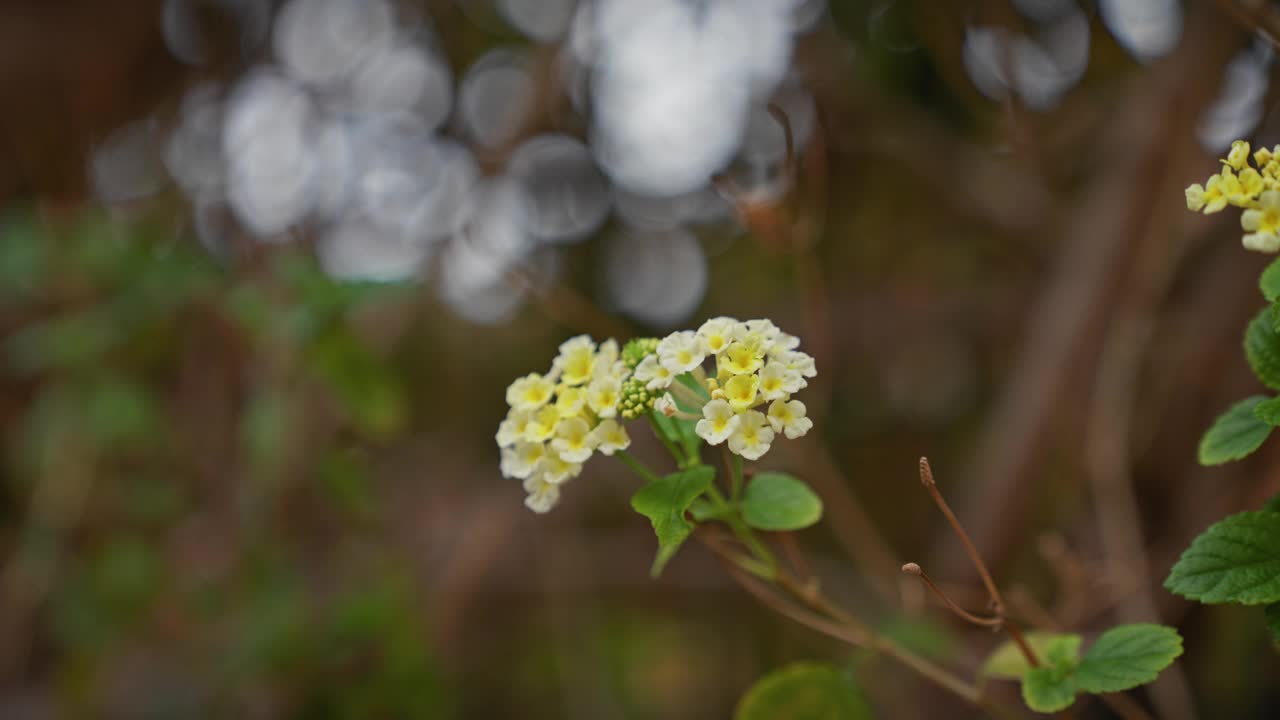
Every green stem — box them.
[707,486,777,578]
[615,450,659,484]
[646,413,689,467]
[729,452,744,502]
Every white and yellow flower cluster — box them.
[639,317,816,461]
[1186,140,1280,252]
[497,336,632,513]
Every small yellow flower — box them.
[1256,146,1274,167]
[1226,140,1251,170]
[1197,173,1230,214]
[719,342,764,376]
[1236,167,1265,204]
[723,373,760,412]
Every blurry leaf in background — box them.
[982,632,1081,681]
[735,662,872,720]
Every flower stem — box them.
[646,413,689,467]
[614,450,659,484]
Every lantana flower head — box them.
[1186,138,1280,252]
[498,319,817,512]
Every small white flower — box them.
[695,399,741,445]
[728,410,775,460]
[591,419,631,455]
[555,385,587,418]
[634,354,674,390]
[767,398,813,439]
[522,405,560,443]
[654,393,678,417]
[587,377,622,418]
[550,417,596,463]
[657,330,706,374]
[523,475,561,513]
[696,316,740,355]
[495,409,530,448]
[500,441,546,479]
[757,362,791,401]
[505,373,556,411]
[781,350,817,379]
[535,452,583,485]
[555,335,597,386]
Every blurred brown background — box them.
[2,0,1279,717]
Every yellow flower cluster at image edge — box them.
[496,319,817,514]
[1186,140,1280,252]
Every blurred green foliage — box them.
[0,210,450,717]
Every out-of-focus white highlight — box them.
[588,0,795,196]
[222,70,317,237]
[604,227,707,327]
[459,49,535,149]
[498,0,577,43]
[1198,47,1272,152]
[274,0,395,87]
[508,134,611,244]
[1098,0,1181,62]
[962,8,1089,111]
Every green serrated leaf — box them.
[1257,397,1280,426]
[1165,512,1280,604]
[1075,624,1183,694]
[630,465,715,577]
[1247,308,1280,389]
[1021,666,1077,714]
[982,632,1081,680]
[742,473,823,531]
[735,663,872,720]
[1198,396,1272,465]
[1262,258,1280,302]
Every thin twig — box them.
[919,457,1007,613]
[901,563,1005,628]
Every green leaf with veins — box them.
[630,465,715,577]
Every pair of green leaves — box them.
[630,467,823,577]
[1199,258,1280,464]
[982,625,1184,714]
